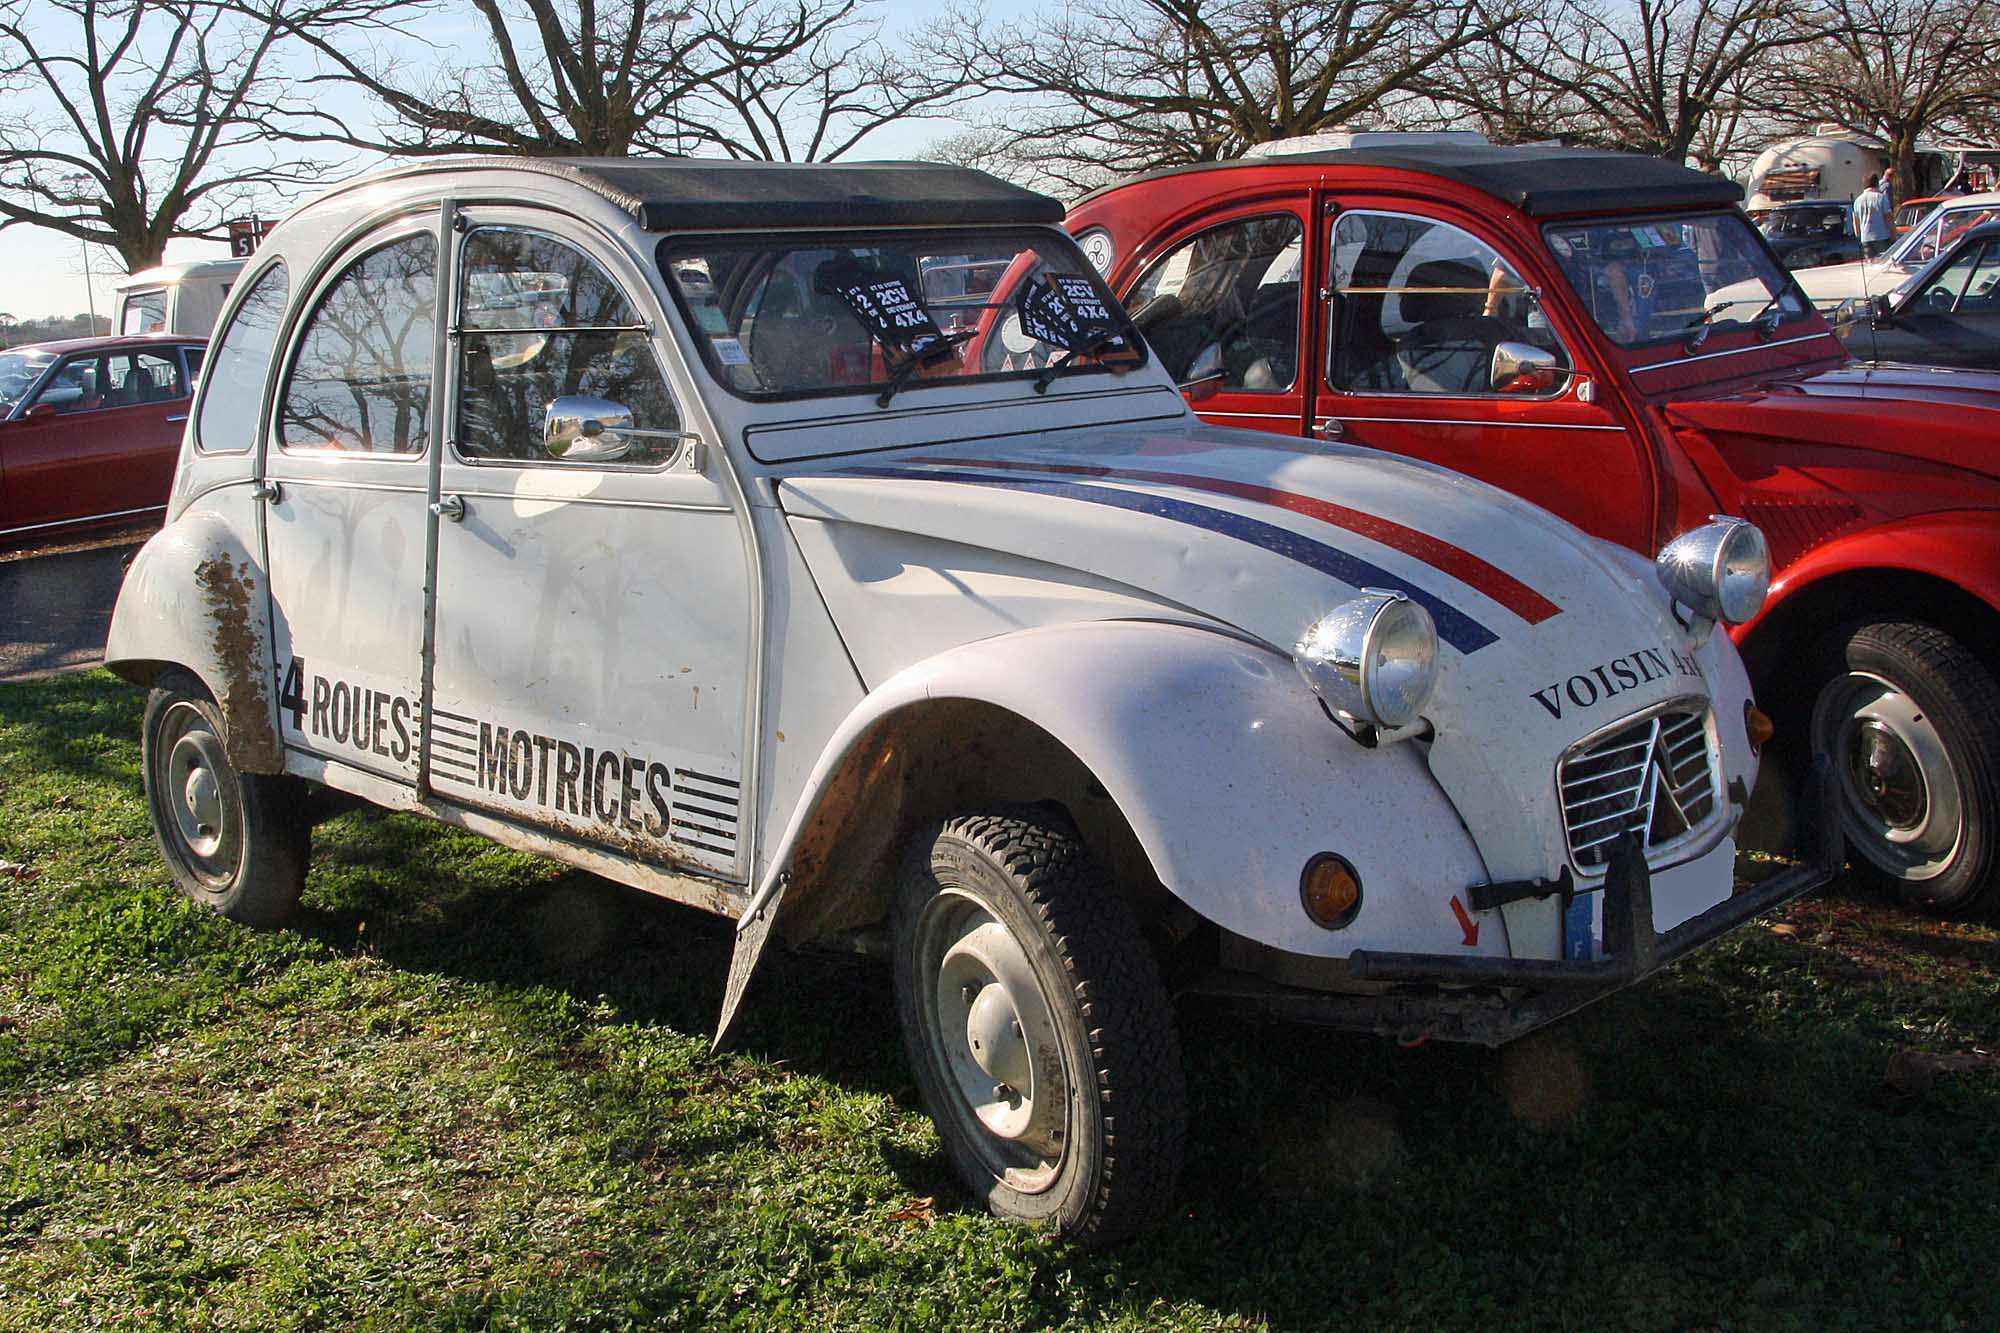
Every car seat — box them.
[1393,260,1530,395]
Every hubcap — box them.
[153,702,244,890]
[1813,671,1963,881]
[915,889,1071,1193]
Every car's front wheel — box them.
[893,810,1184,1246]
[1809,620,2000,915]
[142,675,309,927]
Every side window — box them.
[280,233,435,454]
[100,351,184,407]
[182,346,205,385]
[1329,211,1570,397]
[1124,214,1302,391]
[28,355,105,415]
[196,262,287,453]
[456,229,681,465]
[1916,242,2000,313]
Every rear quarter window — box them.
[194,261,290,454]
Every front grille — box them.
[1559,705,1719,872]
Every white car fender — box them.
[105,492,284,773]
[757,618,1499,962]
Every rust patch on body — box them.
[195,555,283,772]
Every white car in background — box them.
[106,156,1832,1245]
[1790,191,2000,309]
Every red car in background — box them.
[1068,141,2000,915]
[0,334,204,544]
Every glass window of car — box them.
[1913,240,2000,313]
[279,233,435,454]
[1328,211,1570,395]
[1898,206,2000,264]
[197,262,288,453]
[661,229,1141,401]
[455,229,683,465]
[1123,215,1303,392]
[183,346,205,381]
[96,351,186,407]
[121,290,168,335]
[1544,213,1808,348]
[25,355,106,415]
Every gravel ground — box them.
[0,528,151,681]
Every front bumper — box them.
[1184,760,1842,1047]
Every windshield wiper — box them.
[1684,292,1786,352]
[1033,332,1133,394]
[875,330,975,408]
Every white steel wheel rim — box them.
[1813,670,1965,881]
[914,887,1071,1194]
[156,701,245,891]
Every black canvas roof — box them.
[1079,143,1744,217]
[426,157,1066,230]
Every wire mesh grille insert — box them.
[1560,707,1718,871]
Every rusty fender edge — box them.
[1179,759,1841,1047]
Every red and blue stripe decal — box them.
[834,459,1562,655]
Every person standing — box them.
[1852,174,1893,259]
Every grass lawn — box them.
[2,670,1996,1330]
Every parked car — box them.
[1790,190,2000,310]
[1831,220,2000,368]
[1893,195,1954,236]
[1069,139,2000,915]
[0,333,205,544]
[1758,201,1861,269]
[106,157,1829,1243]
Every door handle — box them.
[165,414,188,423]
[430,493,466,523]
[251,478,282,503]
[1313,416,1345,440]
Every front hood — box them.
[1667,362,2000,479]
[1790,256,1906,302]
[779,424,1748,880]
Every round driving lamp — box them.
[1293,591,1440,729]
[1655,516,1770,626]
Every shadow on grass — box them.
[289,809,2000,1328]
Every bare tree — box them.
[269,0,969,161]
[913,0,1512,195]
[0,0,328,273]
[1449,0,1825,165]
[1779,0,2000,198]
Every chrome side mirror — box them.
[543,395,703,467]
[1489,341,1568,394]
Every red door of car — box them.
[1308,198,1657,551]
[0,348,187,537]
[1119,198,1314,439]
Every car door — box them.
[261,218,440,782]
[0,347,186,536]
[1119,202,1312,437]
[1312,203,1656,550]
[427,214,753,881]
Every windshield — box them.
[660,229,1142,403]
[1762,206,1846,239]
[1544,213,1810,348]
[0,350,54,414]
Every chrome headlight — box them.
[1656,516,1770,625]
[1294,591,1439,729]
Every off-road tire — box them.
[141,673,309,927]
[1807,620,2000,915]
[893,809,1185,1247]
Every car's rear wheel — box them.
[142,675,309,927]
[1808,620,2000,915]
[893,810,1184,1246]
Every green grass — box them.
[2,671,1997,1330]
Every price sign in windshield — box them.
[821,263,955,364]
[1017,274,1130,355]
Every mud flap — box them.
[712,873,789,1053]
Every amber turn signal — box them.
[1745,700,1775,753]
[1300,853,1363,930]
